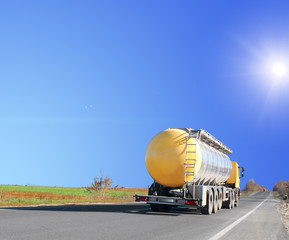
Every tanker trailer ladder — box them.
[183,131,198,198]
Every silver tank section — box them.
[194,139,232,184]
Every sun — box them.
[271,62,287,78]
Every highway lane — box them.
[0,191,287,240]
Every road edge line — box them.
[208,198,268,240]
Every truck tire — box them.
[201,189,213,215]
[224,190,232,209]
[213,190,218,213]
[218,190,223,210]
[231,191,235,209]
[235,190,239,207]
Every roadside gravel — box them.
[277,200,289,235]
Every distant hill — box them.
[273,180,289,196]
[243,179,268,192]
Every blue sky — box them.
[1,1,289,190]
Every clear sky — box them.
[1,1,289,190]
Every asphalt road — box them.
[0,191,288,240]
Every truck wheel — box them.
[231,192,235,209]
[213,190,218,213]
[218,191,223,210]
[235,191,239,207]
[201,189,213,215]
[224,191,232,209]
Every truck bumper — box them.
[135,195,199,207]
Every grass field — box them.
[1,186,264,207]
[0,185,147,206]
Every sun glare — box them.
[271,62,287,78]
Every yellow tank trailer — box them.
[135,128,245,215]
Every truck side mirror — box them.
[239,167,245,178]
[241,167,244,178]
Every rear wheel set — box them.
[218,190,223,210]
[201,189,214,215]
[212,190,219,213]
[201,189,222,215]
[223,190,239,209]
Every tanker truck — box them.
[135,128,244,215]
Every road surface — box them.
[0,191,288,240]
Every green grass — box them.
[0,185,91,196]
[0,198,102,205]
[0,185,145,196]
[0,185,147,206]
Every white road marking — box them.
[208,198,268,240]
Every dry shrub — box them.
[273,180,289,196]
[243,179,268,192]
[87,176,112,192]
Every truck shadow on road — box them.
[0,204,205,217]
[0,192,275,217]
